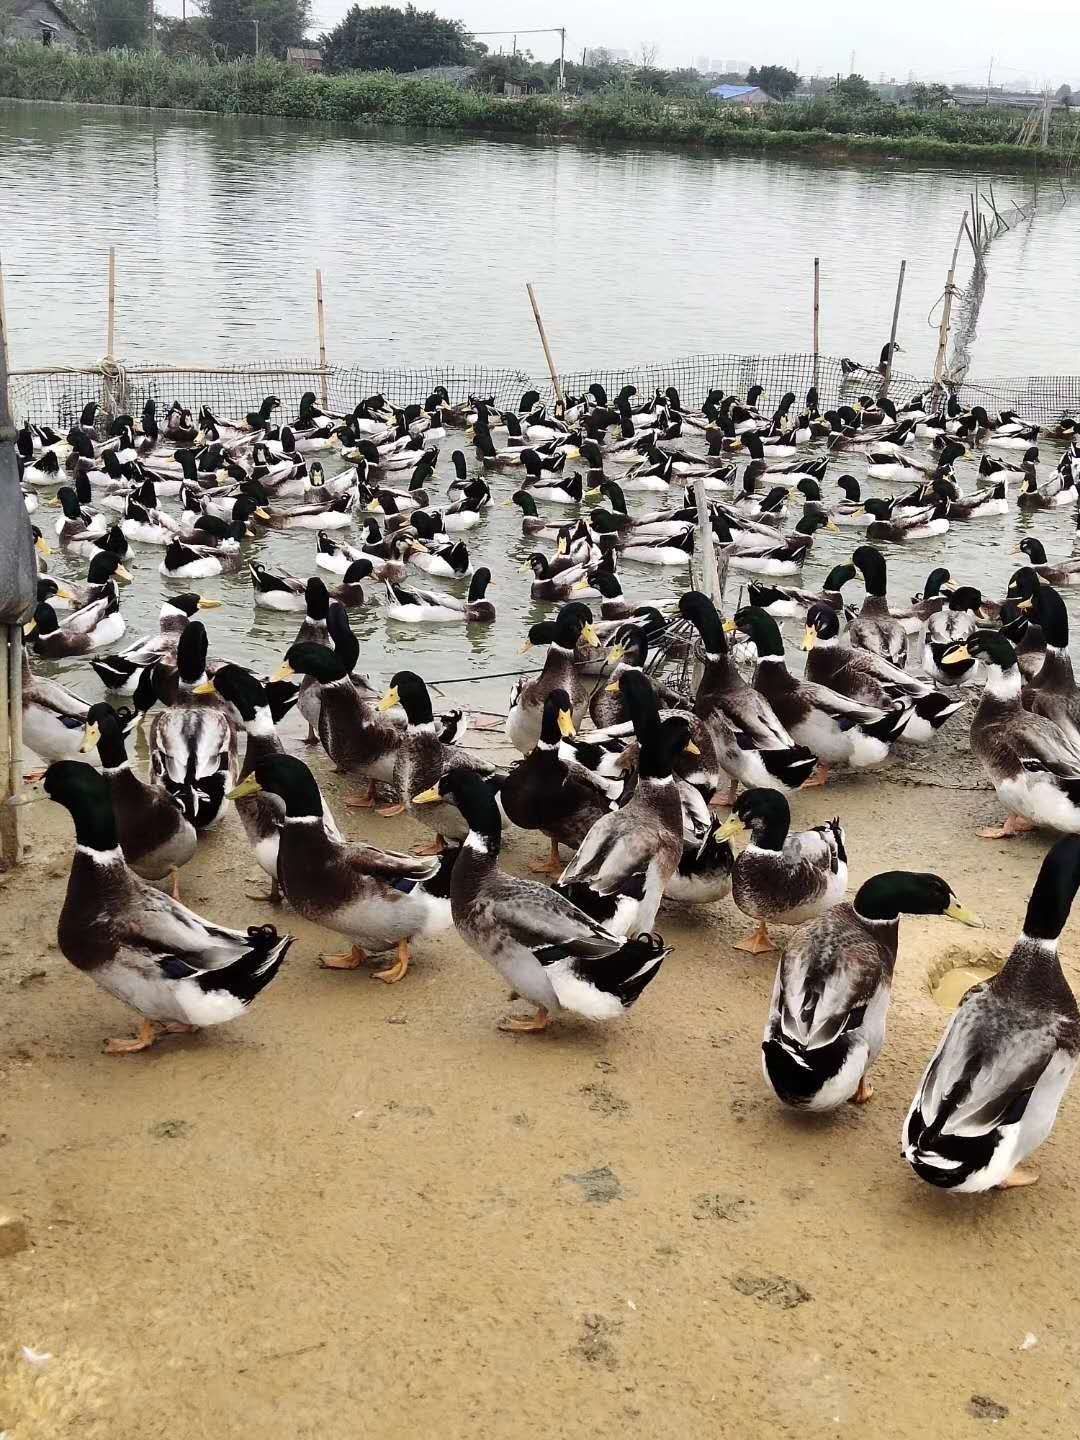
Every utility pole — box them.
[253,16,259,54]
[1041,90,1050,148]
[558,27,565,91]
[985,56,993,104]
[849,49,855,76]
[147,0,154,49]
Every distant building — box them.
[3,0,83,48]
[408,64,477,88]
[952,89,1066,111]
[285,47,323,72]
[707,83,772,106]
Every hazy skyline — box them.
[289,0,1075,88]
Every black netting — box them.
[8,354,1079,429]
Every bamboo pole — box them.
[691,473,719,690]
[315,268,328,410]
[106,246,116,357]
[0,259,21,866]
[932,215,968,395]
[525,282,565,412]
[812,257,820,391]
[0,257,7,421]
[880,259,906,398]
[0,633,13,868]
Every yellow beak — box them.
[35,536,52,557]
[801,626,817,651]
[198,596,222,609]
[500,498,514,508]
[583,488,602,501]
[721,619,736,634]
[944,644,972,664]
[270,661,295,683]
[581,624,600,647]
[368,501,383,513]
[227,774,262,800]
[1017,596,1034,612]
[944,899,982,928]
[191,680,217,695]
[825,520,840,533]
[55,586,75,601]
[412,786,441,805]
[377,687,399,712]
[112,564,133,582]
[605,680,620,693]
[519,640,532,654]
[557,709,576,737]
[685,739,701,755]
[80,721,101,753]
[23,618,36,636]
[255,507,272,521]
[715,814,746,841]
[571,581,590,592]
[607,644,625,664]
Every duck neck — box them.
[747,813,789,852]
[1032,645,1074,694]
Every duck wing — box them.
[558,811,654,895]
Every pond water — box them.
[3,101,1079,708]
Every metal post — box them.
[693,475,719,603]
[525,282,565,411]
[253,17,259,54]
[315,268,328,410]
[0,633,13,867]
[0,256,24,867]
[812,256,820,391]
[106,246,116,358]
[558,27,565,92]
[880,259,906,397]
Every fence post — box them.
[880,259,906,398]
[812,257,820,393]
[106,246,116,359]
[315,268,328,411]
[525,283,566,413]
[932,216,967,403]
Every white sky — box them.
[155,0,1080,88]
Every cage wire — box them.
[7,353,1080,430]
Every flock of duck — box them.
[11,378,1080,1194]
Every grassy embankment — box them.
[1,44,1078,168]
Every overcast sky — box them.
[154,0,1078,88]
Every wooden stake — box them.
[691,474,719,690]
[106,246,116,357]
[0,262,22,866]
[880,259,906,397]
[315,268,327,410]
[812,257,820,391]
[0,631,15,868]
[932,215,968,395]
[0,257,8,421]
[526,283,565,412]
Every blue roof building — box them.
[707,84,772,105]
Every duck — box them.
[383,568,495,624]
[53,485,108,552]
[500,689,625,876]
[922,587,987,686]
[259,492,355,531]
[248,562,308,612]
[413,767,669,1033]
[945,629,1080,838]
[1024,586,1080,748]
[272,642,402,809]
[765,870,980,1109]
[376,671,502,853]
[506,605,601,753]
[90,593,219,693]
[677,591,817,799]
[1014,538,1080,587]
[508,489,567,538]
[716,789,848,954]
[848,544,910,664]
[555,672,689,937]
[525,553,597,602]
[148,621,238,831]
[722,512,835,577]
[619,525,695,567]
[20,651,91,773]
[314,530,366,575]
[80,701,197,899]
[588,625,686,730]
[803,604,964,742]
[663,807,735,905]
[202,665,341,901]
[57,551,133,611]
[903,835,1080,1192]
[159,538,242,580]
[409,539,471,579]
[863,496,951,543]
[120,492,180,547]
[228,755,454,985]
[732,606,911,786]
[11,761,291,1053]
[746,563,858,621]
[937,474,1009,520]
[26,585,126,659]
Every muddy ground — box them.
[2,734,1078,1438]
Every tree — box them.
[155,13,214,57]
[834,72,875,104]
[908,81,951,109]
[197,0,312,58]
[1056,83,1072,106]
[321,4,476,74]
[746,64,799,99]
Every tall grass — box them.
[1,44,1076,167]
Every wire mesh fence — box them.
[7,353,1080,429]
